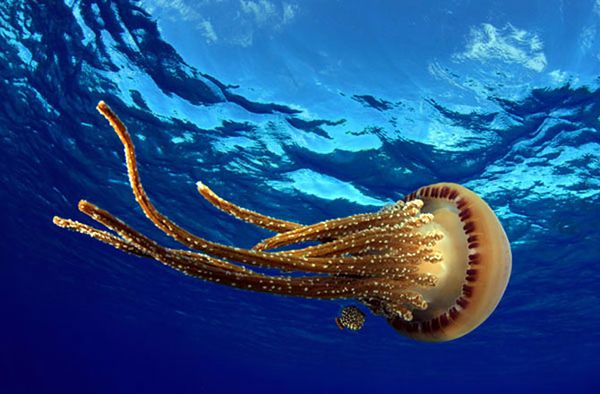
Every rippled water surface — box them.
[1,1,599,393]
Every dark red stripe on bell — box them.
[469,242,480,249]
[463,221,475,233]
[462,284,474,298]
[468,255,481,265]
[459,208,472,221]
[439,313,450,327]
[440,186,450,198]
[448,190,458,200]
[466,268,478,280]
[431,317,441,331]
[468,253,480,261]
[456,297,469,308]
[467,235,479,243]
[457,199,468,209]
[449,307,459,320]
[431,188,439,198]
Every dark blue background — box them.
[1,1,599,393]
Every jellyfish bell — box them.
[387,183,512,342]
[53,101,512,343]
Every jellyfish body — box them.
[390,183,512,341]
[53,102,511,342]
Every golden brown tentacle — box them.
[54,213,365,296]
[74,200,251,274]
[47,101,450,321]
[253,213,388,251]
[95,101,436,277]
[70,200,434,308]
[54,207,425,315]
[282,221,442,258]
[252,201,425,251]
[196,181,301,233]
[79,186,420,278]
[74,195,429,287]
[53,216,151,258]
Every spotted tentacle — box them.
[196,181,302,233]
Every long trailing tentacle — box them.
[195,181,429,262]
[95,101,439,279]
[53,203,428,317]
[53,216,151,258]
[54,213,358,296]
[76,199,435,295]
[282,224,444,258]
[76,199,433,285]
[74,200,253,273]
[196,181,302,233]
[48,101,452,322]
[252,200,424,251]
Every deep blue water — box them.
[1,1,599,393]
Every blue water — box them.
[1,0,599,393]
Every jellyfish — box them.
[53,101,511,342]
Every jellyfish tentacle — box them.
[96,101,331,273]
[388,303,414,321]
[75,200,252,274]
[53,101,514,337]
[282,221,442,258]
[79,196,421,277]
[75,198,433,286]
[196,181,301,233]
[393,291,428,310]
[55,207,249,274]
[281,231,392,257]
[86,102,446,321]
[54,209,423,317]
[54,213,358,295]
[253,201,425,251]
[78,195,431,286]
[53,216,151,258]
[253,213,392,251]
[75,194,439,291]
[96,102,440,277]
[77,194,414,277]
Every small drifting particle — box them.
[335,306,366,331]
